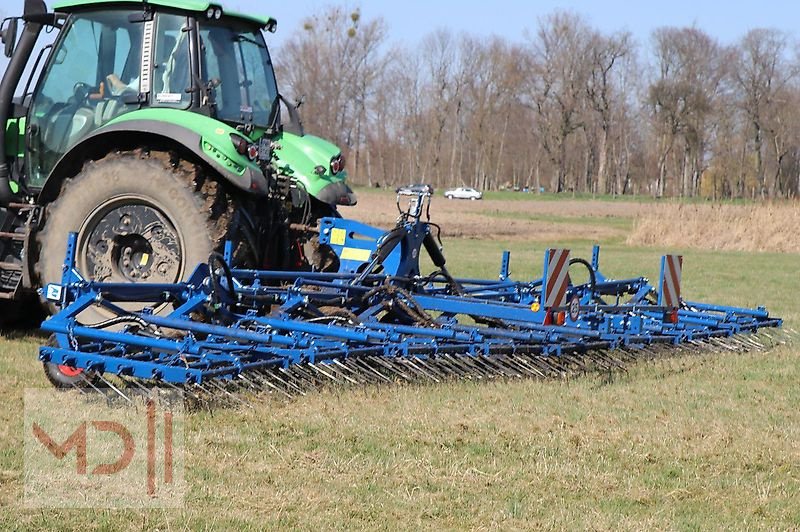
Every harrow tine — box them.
[741,335,766,350]
[401,357,440,383]
[507,355,546,378]
[323,361,362,386]
[480,354,522,379]
[84,375,120,405]
[349,357,394,384]
[440,354,480,379]
[164,380,203,404]
[207,380,251,408]
[445,354,489,380]
[497,354,535,378]
[295,364,331,389]
[308,363,343,385]
[250,370,295,399]
[96,374,133,405]
[424,355,462,379]
[68,374,91,396]
[712,337,741,352]
[370,356,414,382]
[275,368,310,395]
[414,356,450,381]
[193,381,219,400]
[234,372,262,392]
[331,359,367,385]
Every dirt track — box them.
[344,188,645,242]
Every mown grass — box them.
[0,206,798,529]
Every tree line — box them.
[276,7,800,199]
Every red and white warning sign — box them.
[660,255,683,308]
[544,248,570,309]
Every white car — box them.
[444,187,482,200]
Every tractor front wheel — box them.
[37,150,238,320]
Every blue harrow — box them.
[38,194,785,401]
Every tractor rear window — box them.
[198,21,279,128]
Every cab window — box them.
[27,10,141,186]
[151,14,191,108]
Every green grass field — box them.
[375,186,788,205]
[0,204,798,530]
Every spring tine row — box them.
[40,229,787,408]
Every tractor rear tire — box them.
[36,150,238,321]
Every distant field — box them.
[1,192,798,529]
[352,187,800,253]
[629,202,800,254]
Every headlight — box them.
[330,154,345,175]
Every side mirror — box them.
[1,18,18,58]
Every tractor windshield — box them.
[198,20,279,129]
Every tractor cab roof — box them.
[51,0,276,30]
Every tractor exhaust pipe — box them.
[0,0,48,206]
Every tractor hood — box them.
[273,131,356,207]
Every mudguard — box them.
[41,111,269,202]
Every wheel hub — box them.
[81,202,182,283]
[57,364,84,377]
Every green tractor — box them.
[0,0,356,383]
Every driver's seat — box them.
[42,105,96,154]
[94,98,125,127]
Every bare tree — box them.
[274,5,800,200]
[734,29,800,197]
[526,12,593,193]
[277,7,390,181]
[586,30,633,195]
[648,27,731,197]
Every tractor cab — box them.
[20,1,282,188]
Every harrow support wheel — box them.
[42,362,98,389]
[41,336,99,390]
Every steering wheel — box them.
[72,82,91,104]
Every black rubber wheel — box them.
[42,362,97,389]
[37,150,238,320]
[41,335,99,390]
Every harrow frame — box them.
[38,194,784,396]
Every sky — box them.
[1,0,799,52]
